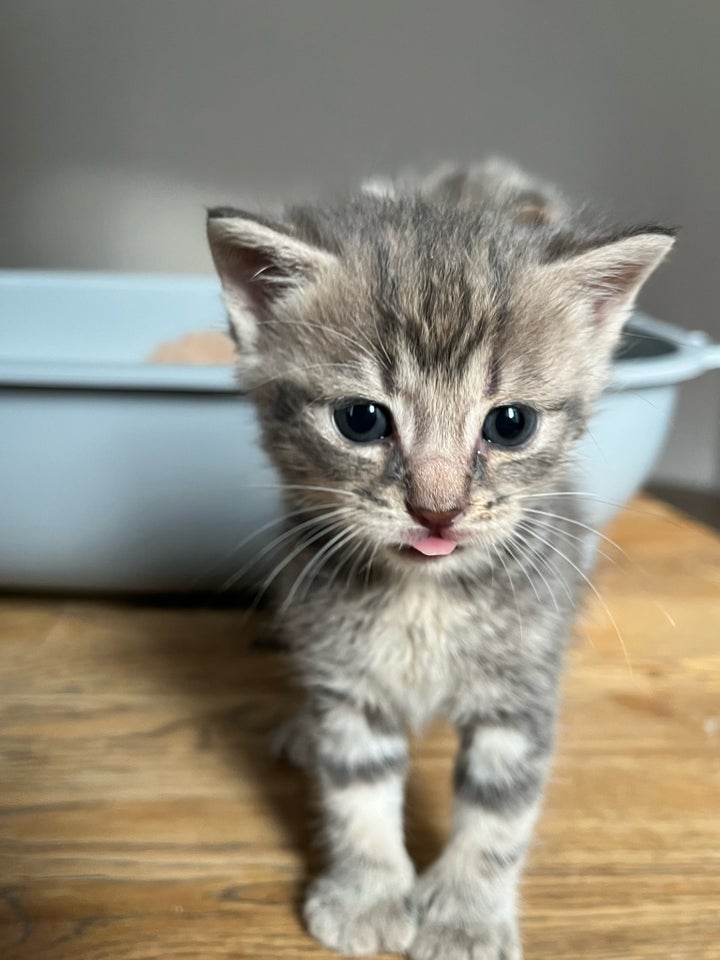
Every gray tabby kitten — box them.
[206,160,673,960]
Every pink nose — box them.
[406,503,464,529]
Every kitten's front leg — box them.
[411,711,554,960]
[303,695,417,957]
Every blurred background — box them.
[2,0,719,503]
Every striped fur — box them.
[207,159,674,959]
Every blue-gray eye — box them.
[333,402,392,443]
[483,405,537,447]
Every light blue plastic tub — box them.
[1,271,718,593]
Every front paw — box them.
[410,923,520,960]
[304,870,418,957]
[410,869,521,960]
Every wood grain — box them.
[0,497,718,959]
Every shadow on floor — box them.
[123,598,446,918]
[647,483,720,530]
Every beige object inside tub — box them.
[148,330,235,365]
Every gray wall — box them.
[3,0,719,489]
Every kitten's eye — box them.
[333,401,392,443]
[482,405,537,447]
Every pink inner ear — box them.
[586,262,645,326]
[223,244,295,311]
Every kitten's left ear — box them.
[543,228,676,346]
[206,208,338,369]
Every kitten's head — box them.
[207,167,673,576]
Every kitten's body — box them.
[207,161,673,959]
[283,504,578,731]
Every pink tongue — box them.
[412,536,457,557]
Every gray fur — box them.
[206,159,674,959]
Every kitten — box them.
[206,160,673,960]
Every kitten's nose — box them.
[406,503,464,530]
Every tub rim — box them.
[0,270,717,394]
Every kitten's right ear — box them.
[206,208,338,359]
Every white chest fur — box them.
[358,579,471,729]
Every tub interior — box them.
[614,325,677,362]
[0,273,226,366]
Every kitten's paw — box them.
[270,713,314,770]
[304,873,418,957]
[410,868,521,960]
[409,922,520,960]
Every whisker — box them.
[503,536,541,603]
[344,312,391,377]
[262,318,379,368]
[369,311,394,372]
[197,500,358,585]
[248,514,355,611]
[654,601,676,628]
[241,482,359,501]
[246,360,365,391]
[517,521,632,672]
[364,542,381,588]
[343,536,374,593]
[514,490,625,508]
[284,526,361,611]
[514,491,683,526]
[509,529,561,613]
[484,542,495,589]
[220,507,353,593]
[520,507,629,561]
[494,543,523,645]
[521,511,678,633]
[306,527,366,602]
[520,513,618,568]
[514,522,578,611]
[515,519,590,644]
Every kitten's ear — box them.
[206,208,338,355]
[544,229,676,346]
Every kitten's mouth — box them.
[394,535,459,560]
[411,535,458,557]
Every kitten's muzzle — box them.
[396,504,464,558]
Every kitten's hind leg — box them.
[410,709,554,960]
[302,695,417,956]
[271,708,316,771]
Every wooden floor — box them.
[1,498,719,960]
